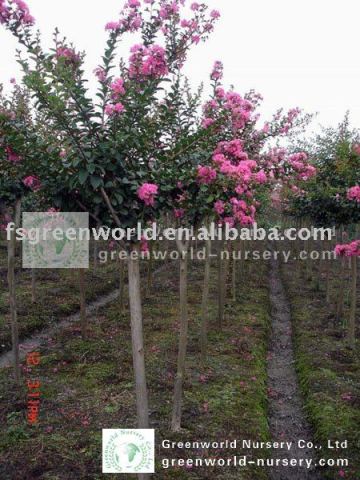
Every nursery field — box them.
[0,237,359,480]
[1,0,360,478]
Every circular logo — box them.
[103,430,153,473]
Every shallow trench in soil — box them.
[267,257,320,480]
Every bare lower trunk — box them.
[200,239,211,365]
[232,244,236,302]
[347,256,357,348]
[171,240,189,432]
[145,243,153,298]
[79,269,87,339]
[325,255,331,303]
[118,257,125,316]
[8,199,21,384]
[128,247,149,429]
[31,268,36,303]
[217,239,225,329]
[335,257,345,324]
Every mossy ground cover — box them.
[282,257,360,480]
[0,257,271,480]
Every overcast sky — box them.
[1,0,359,134]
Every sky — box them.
[0,0,359,135]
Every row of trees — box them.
[1,2,317,470]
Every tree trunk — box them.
[31,268,36,303]
[217,239,225,329]
[347,256,357,348]
[171,240,189,432]
[128,246,149,429]
[79,269,87,339]
[8,198,21,384]
[335,256,345,325]
[118,257,125,316]
[145,242,153,298]
[200,239,211,365]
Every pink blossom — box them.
[202,117,215,128]
[94,67,107,82]
[211,60,223,81]
[56,47,80,65]
[23,175,41,192]
[137,183,158,206]
[110,78,126,96]
[59,149,67,158]
[210,9,220,19]
[129,44,168,79]
[174,208,185,218]
[191,2,200,11]
[197,165,217,184]
[347,185,360,202]
[335,241,360,257]
[214,200,225,215]
[5,146,21,163]
[105,103,125,116]
[338,470,345,478]
[255,170,267,184]
[353,144,360,156]
[128,0,141,7]
[105,21,120,31]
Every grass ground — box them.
[0,242,120,352]
[282,254,360,480]
[0,256,271,480]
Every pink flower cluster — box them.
[211,60,223,81]
[94,67,107,83]
[347,186,360,202]
[287,152,316,181]
[0,0,34,27]
[23,175,41,192]
[353,144,360,156]
[105,103,125,116]
[56,47,80,66]
[129,44,168,79]
[335,241,360,257]
[5,146,21,163]
[110,78,126,97]
[137,183,158,206]
[197,165,217,184]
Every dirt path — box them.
[267,257,320,480]
[0,288,120,369]
[0,261,171,370]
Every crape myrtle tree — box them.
[0,82,49,383]
[161,60,314,430]
[285,117,360,332]
[1,0,224,440]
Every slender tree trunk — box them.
[347,256,357,348]
[128,246,149,429]
[145,242,153,298]
[200,239,211,365]
[79,268,87,339]
[171,240,189,432]
[217,239,225,329]
[118,257,125,316]
[232,243,236,302]
[31,268,36,303]
[8,199,21,384]
[336,256,346,325]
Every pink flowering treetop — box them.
[286,115,360,226]
[0,82,55,227]
[1,0,224,233]
[165,61,313,229]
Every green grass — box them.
[0,257,271,479]
[282,259,360,480]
